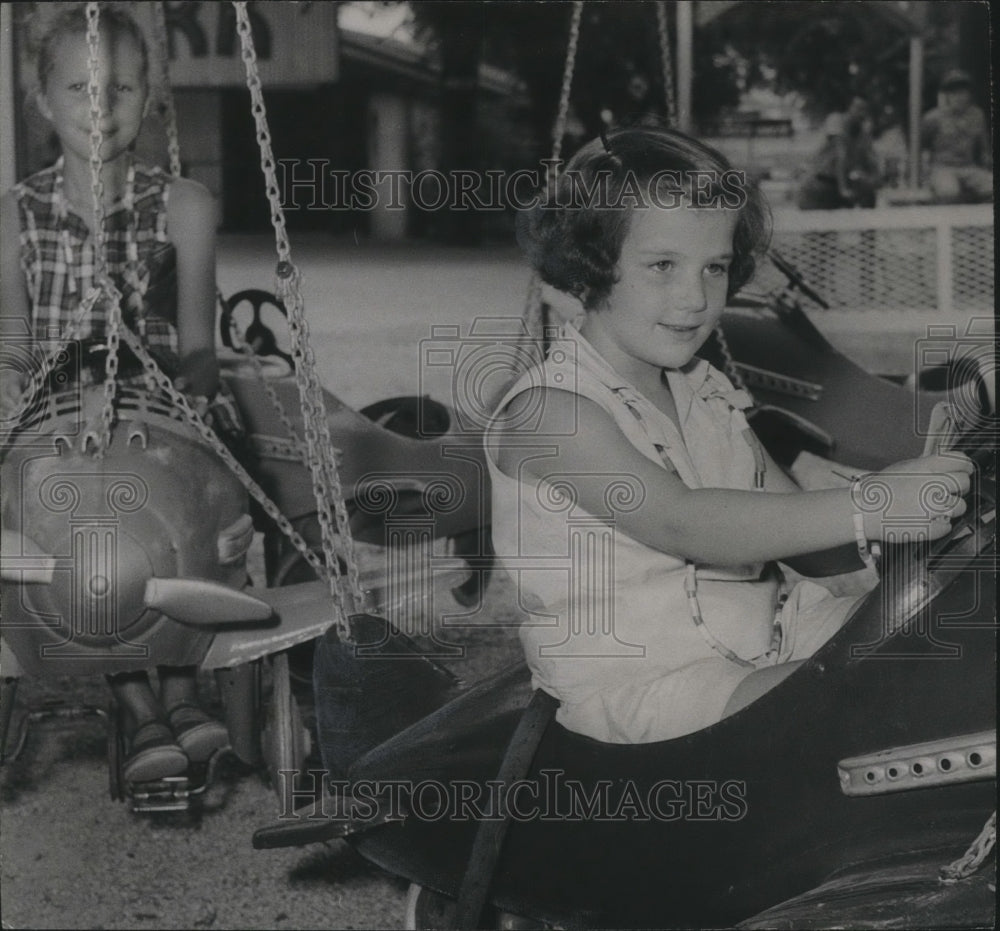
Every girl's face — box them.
[38,30,148,165]
[583,201,738,380]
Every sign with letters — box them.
[133,0,340,87]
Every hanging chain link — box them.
[940,811,996,884]
[551,0,584,167]
[85,2,107,274]
[518,0,584,370]
[148,2,322,578]
[713,323,749,393]
[84,1,124,455]
[237,346,310,462]
[233,1,361,629]
[152,0,182,178]
[656,1,677,127]
[118,325,336,586]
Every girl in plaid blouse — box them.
[1,6,228,782]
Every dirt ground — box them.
[0,562,525,931]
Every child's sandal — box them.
[123,721,188,783]
[166,702,230,763]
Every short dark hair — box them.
[516,126,771,308]
[940,69,973,92]
[36,3,149,92]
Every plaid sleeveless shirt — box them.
[14,158,180,378]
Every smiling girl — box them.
[488,127,972,743]
[0,4,226,781]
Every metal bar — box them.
[676,1,693,132]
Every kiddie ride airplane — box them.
[0,311,491,812]
[255,413,996,930]
[251,262,996,928]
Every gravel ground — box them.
[0,569,525,931]
[1,234,983,929]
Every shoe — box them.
[167,702,230,763]
[123,721,189,783]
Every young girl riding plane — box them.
[488,127,972,744]
[1,5,228,782]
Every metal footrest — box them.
[838,731,996,796]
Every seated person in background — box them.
[920,69,992,204]
[873,105,909,191]
[798,97,878,209]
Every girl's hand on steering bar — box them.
[857,453,974,542]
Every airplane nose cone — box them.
[51,528,156,642]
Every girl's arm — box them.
[167,177,219,397]
[496,388,971,566]
[756,433,873,576]
[1,192,33,414]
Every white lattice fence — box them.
[750,205,994,314]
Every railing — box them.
[750,204,994,315]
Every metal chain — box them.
[233,1,361,625]
[234,6,355,612]
[233,2,291,265]
[152,0,182,178]
[118,325,336,588]
[232,344,310,464]
[655,1,677,127]
[85,2,108,274]
[518,0,584,368]
[85,1,123,455]
[150,9,309,470]
[713,323,750,395]
[940,811,996,884]
[551,0,584,166]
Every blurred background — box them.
[4,0,992,241]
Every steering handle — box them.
[219,289,294,369]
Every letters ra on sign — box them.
[131,2,340,87]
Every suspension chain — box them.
[551,0,584,166]
[232,340,310,464]
[233,1,361,627]
[655,1,677,127]
[84,1,124,455]
[152,0,183,178]
[940,811,996,884]
[518,0,584,368]
[713,323,749,394]
[85,2,107,275]
[149,6,316,538]
[119,325,335,586]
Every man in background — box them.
[920,69,992,203]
